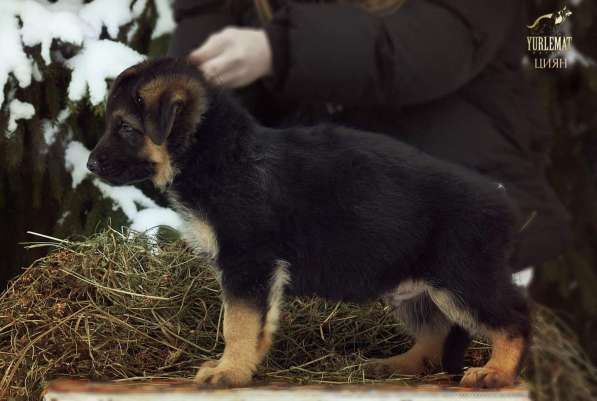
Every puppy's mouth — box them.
[93,173,150,186]
[87,162,154,186]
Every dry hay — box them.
[0,228,595,400]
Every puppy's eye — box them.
[119,122,140,143]
[135,95,143,105]
[120,122,134,133]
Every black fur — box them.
[88,59,530,380]
[442,325,472,376]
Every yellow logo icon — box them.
[527,5,572,30]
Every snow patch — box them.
[6,99,35,136]
[18,0,92,65]
[66,40,145,105]
[94,179,158,219]
[132,0,149,18]
[64,140,183,235]
[42,108,71,145]
[153,0,176,39]
[130,207,184,236]
[79,0,134,39]
[64,140,91,188]
[57,210,71,225]
[0,0,147,109]
[563,45,595,67]
[513,267,534,288]
[0,13,32,108]
[94,179,183,236]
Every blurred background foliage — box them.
[0,0,171,290]
[527,0,597,365]
[0,0,595,366]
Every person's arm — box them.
[264,0,519,108]
[168,0,238,57]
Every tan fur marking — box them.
[387,282,479,334]
[220,301,263,367]
[258,261,290,357]
[486,331,524,375]
[142,136,174,190]
[138,75,206,113]
[138,77,168,107]
[427,288,479,334]
[460,330,524,387]
[366,325,450,376]
[183,214,219,259]
[194,300,262,386]
[194,263,289,386]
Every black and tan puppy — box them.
[88,58,529,388]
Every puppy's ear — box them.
[145,92,184,146]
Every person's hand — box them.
[189,27,273,88]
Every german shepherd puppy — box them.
[87,58,529,388]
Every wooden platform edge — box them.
[44,379,531,401]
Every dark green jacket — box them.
[169,0,570,270]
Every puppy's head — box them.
[87,58,207,189]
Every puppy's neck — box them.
[169,89,259,189]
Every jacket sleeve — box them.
[264,0,519,108]
[168,0,237,57]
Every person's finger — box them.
[211,69,244,88]
[188,34,227,66]
[200,55,237,83]
[214,65,257,89]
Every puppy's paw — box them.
[194,363,253,387]
[364,355,426,378]
[460,366,514,388]
[200,359,221,369]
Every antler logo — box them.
[527,5,573,70]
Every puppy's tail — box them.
[442,324,472,377]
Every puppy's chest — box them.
[169,196,219,260]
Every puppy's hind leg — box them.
[427,281,530,388]
[366,294,459,377]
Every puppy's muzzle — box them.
[87,152,110,177]
[87,157,101,175]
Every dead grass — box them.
[0,228,595,400]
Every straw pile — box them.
[0,229,595,400]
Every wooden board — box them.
[44,379,530,401]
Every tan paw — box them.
[460,366,514,388]
[200,359,220,369]
[364,355,426,378]
[194,364,253,387]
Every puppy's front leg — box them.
[194,261,289,387]
[194,298,265,387]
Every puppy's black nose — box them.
[87,157,101,174]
